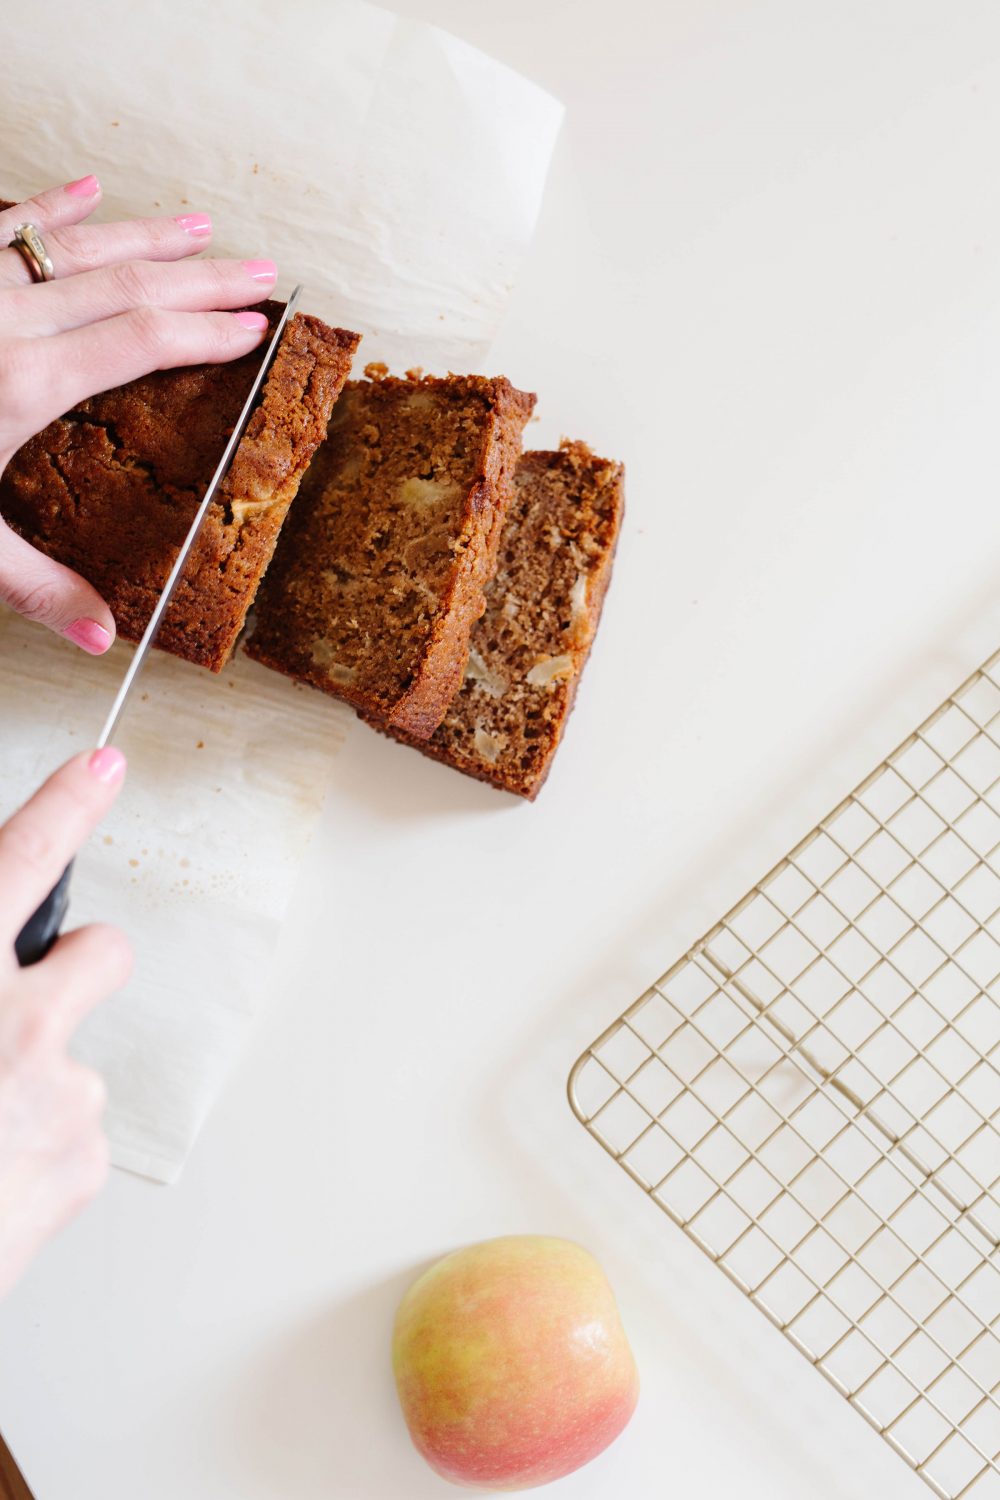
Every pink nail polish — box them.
[174,212,212,238]
[242,259,277,283]
[232,311,269,331]
[87,747,126,785]
[65,174,100,197]
[64,618,113,655]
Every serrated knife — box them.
[14,284,304,967]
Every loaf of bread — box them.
[246,371,535,737]
[377,442,624,797]
[0,299,360,671]
[1,188,620,795]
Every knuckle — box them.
[205,258,233,299]
[0,287,33,327]
[109,258,153,307]
[125,304,170,359]
[143,216,177,253]
[23,192,52,222]
[0,572,62,625]
[198,312,235,360]
[15,1001,62,1057]
[57,228,101,273]
[0,816,55,884]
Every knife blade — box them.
[98,284,303,748]
[15,285,304,967]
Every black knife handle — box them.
[15,862,73,967]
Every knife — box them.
[14,285,304,967]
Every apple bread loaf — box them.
[245,371,535,738]
[0,300,360,671]
[382,441,624,798]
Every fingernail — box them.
[65,174,100,197]
[232,310,269,331]
[87,747,126,785]
[64,618,113,655]
[174,212,212,238]
[242,259,277,283]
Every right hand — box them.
[0,175,278,654]
[0,747,131,1299]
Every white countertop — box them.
[3,1,1000,1494]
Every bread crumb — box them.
[364,361,389,380]
[103,835,113,845]
[128,858,139,868]
[404,366,424,381]
[196,739,205,749]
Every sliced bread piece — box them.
[380,441,624,798]
[246,371,535,738]
[0,301,360,671]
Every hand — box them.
[0,175,278,652]
[0,747,131,1299]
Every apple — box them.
[392,1234,639,1490]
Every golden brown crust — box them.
[388,379,533,736]
[0,300,360,671]
[371,440,625,797]
[245,373,535,737]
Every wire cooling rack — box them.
[569,651,1000,1499]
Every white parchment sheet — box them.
[0,1,563,1179]
[1,0,563,371]
[0,608,352,1182]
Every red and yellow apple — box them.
[392,1234,639,1490]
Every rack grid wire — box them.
[569,650,1000,1499]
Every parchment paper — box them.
[1,606,353,1182]
[0,4,561,1181]
[0,0,564,371]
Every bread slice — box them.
[379,441,624,798]
[245,372,535,738]
[0,300,360,671]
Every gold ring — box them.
[9,222,55,283]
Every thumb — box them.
[0,520,115,653]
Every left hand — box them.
[0,175,277,654]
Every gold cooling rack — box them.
[569,650,1000,1499]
